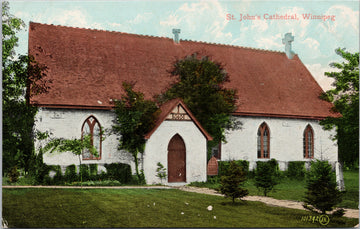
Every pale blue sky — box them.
[9,0,359,90]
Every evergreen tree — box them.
[303,160,342,214]
[219,161,249,203]
[254,161,279,196]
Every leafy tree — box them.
[303,160,342,214]
[2,1,49,175]
[156,162,167,184]
[320,48,359,169]
[254,161,279,196]
[112,82,160,182]
[219,160,249,203]
[160,54,241,151]
[42,134,99,185]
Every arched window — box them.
[257,122,270,158]
[82,116,102,160]
[303,125,314,159]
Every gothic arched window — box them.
[303,125,314,159]
[257,122,270,159]
[82,116,102,160]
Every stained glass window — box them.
[303,125,314,159]
[257,122,270,159]
[81,116,102,160]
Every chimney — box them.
[172,29,181,44]
[282,33,295,59]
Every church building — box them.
[28,22,340,185]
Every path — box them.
[176,186,359,219]
[3,185,359,220]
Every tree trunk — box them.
[133,152,141,181]
[78,155,82,188]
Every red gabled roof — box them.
[28,22,339,120]
[144,98,213,141]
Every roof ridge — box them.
[29,21,172,41]
[180,38,284,54]
[30,21,285,55]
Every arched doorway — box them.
[168,134,186,182]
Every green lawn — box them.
[3,188,358,228]
[338,170,359,209]
[192,170,359,209]
[243,178,307,201]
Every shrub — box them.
[89,164,98,178]
[287,161,306,180]
[156,162,167,184]
[28,149,51,185]
[48,165,63,184]
[303,160,342,214]
[65,164,78,182]
[219,161,249,203]
[34,164,50,185]
[8,166,20,183]
[130,173,146,185]
[218,161,230,177]
[104,163,132,184]
[207,175,220,184]
[80,164,90,181]
[69,180,122,186]
[96,170,107,181]
[254,160,279,196]
[218,160,249,177]
[268,158,280,176]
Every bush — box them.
[156,162,167,183]
[286,161,306,180]
[219,161,249,203]
[96,170,108,181]
[80,164,90,181]
[254,159,279,196]
[69,180,122,186]
[8,166,20,183]
[104,163,132,184]
[89,164,98,178]
[303,160,342,214]
[219,160,249,177]
[35,164,50,185]
[48,165,63,184]
[207,175,220,184]
[28,150,51,185]
[65,165,78,183]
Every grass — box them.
[244,178,307,201]
[3,188,358,228]
[338,170,359,209]
[191,170,359,209]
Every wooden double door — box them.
[167,134,186,182]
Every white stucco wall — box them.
[35,108,208,185]
[221,116,338,170]
[143,120,208,185]
[35,108,135,173]
[35,108,338,185]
